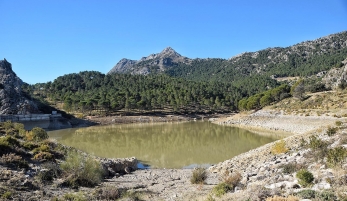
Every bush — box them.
[220,170,241,189]
[326,126,338,136]
[280,163,305,174]
[0,153,28,169]
[0,136,20,147]
[213,182,232,197]
[335,121,343,127]
[22,141,39,150]
[33,151,54,161]
[296,189,316,199]
[2,121,13,133]
[317,190,337,201]
[296,169,314,187]
[32,144,50,154]
[36,169,54,182]
[271,140,288,154]
[36,162,61,183]
[308,135,326,150]
[60,151,105,187]
[327,147,347,167]
[13,123,26,137]
[28,127,48,142]
[190,167,207,184]
[1,191,12,199]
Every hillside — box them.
[109,32,347,84]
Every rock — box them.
[124,167,132,174]
[312,181,331,190]
[100,157,138,174]
[0,59,39,114]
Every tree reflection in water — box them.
[48,121,280,168]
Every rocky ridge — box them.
[108,32,347,81]
[0,59,39,114]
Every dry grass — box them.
[271,140,288,154]
[266,195,299,201]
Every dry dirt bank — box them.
[84,113,229,126]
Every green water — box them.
[48,121,280,168]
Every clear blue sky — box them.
[1,0,346,84]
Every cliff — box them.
[0,59,39,114]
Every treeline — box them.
[238,84,291,111]
[29,72,278,114]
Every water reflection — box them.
[49,121,280,168]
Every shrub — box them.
[308,135,326,150]
[1,191,12,199]
[190,167,207,184]
[296,169,314,187]
[33,152,54,161]
[36,162,61,183]
[296,189,316,199]
[2,121,13,133]
[0,153,29,169]
[32,144,50,154]
[28,127,48,142]
[280,163,305,174]
[36,169,54,182]
[0,135,20,147]
[335,121,343,127]
[326,126,338,136]
[22,141,38,150]
[13,123,26,137]
[271,140,288,154]
[220,170,241,189]
[60,151,105,187]
[317,190,337,201]
[327,147,347,167]
[213,182,232,197]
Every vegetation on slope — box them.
[29,72,279,114]
[0,121,147,200]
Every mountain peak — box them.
[161,47,175,53]
[108,47,190,75]
[158,47,181,58]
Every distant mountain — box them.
[109,31,347,84]
[108,47,191,75]
[0,59,39,114]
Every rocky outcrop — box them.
[108,47,191,75]
[322,57,347,89]
[0,59,39,114]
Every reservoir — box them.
[48,121,280,168]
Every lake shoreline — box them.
[81,113,232,126]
